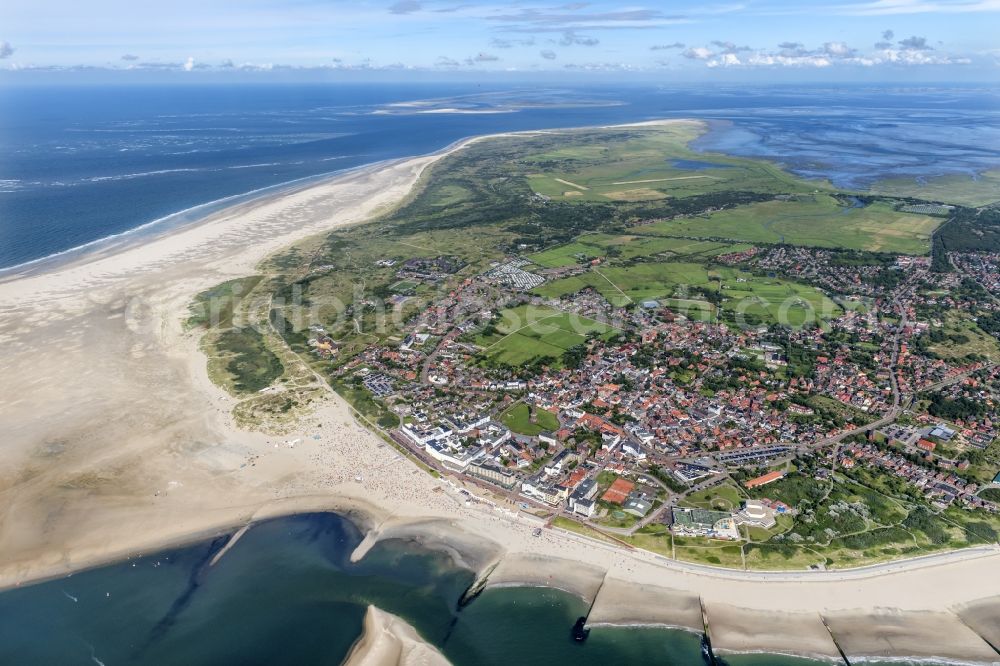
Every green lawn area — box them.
[528,241,605,268]
[533,260,840,327]
[534,262,710,307]
[552,517,621,545]
[623,523,673,557]
[638,194,941,255]
[577,234,751,261]
[680,482,746,512]
[528,234,753,268]
[673,536,745,568]
[499,402,560,436]
[476,305,617,367]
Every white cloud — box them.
[0,41,14,59]
[682,46,714,60]
[540,49,557,60]
[823,41,856,56]
[747,53,834,67]
[707,52,743,67]
[183,56,195,71]
[682,34,970,69]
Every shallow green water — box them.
[0,513,942,665]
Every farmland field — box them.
[637,194,941,255]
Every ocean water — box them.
[0,514,708,665]
[0,513,960,665]
[1,83,999,270]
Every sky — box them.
[1,0,999,82]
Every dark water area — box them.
[1,83,998,269]
[0,512,956,665]
[0,514,710,665]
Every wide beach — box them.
[1,123,1000,664]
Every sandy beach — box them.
[2,122,1000,664]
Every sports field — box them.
[638,194,940,255]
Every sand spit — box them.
[350,517,504,573]
[823,609,1000,665]
[958,598,1000,656]
[343,606,451,666]
[484,553,607,605]
[705,603,843,663]
[586,577,702,631]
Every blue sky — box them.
[1,0,999,81]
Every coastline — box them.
[2,119,1000,665]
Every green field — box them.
[499,402,560,436]
[533,261,840,326]
[526,234,752,268]
[681,482,747,512]
[528,241,606,268]
[639,194,941,255]
[871,170,1000,208]
[475,304,617,366]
